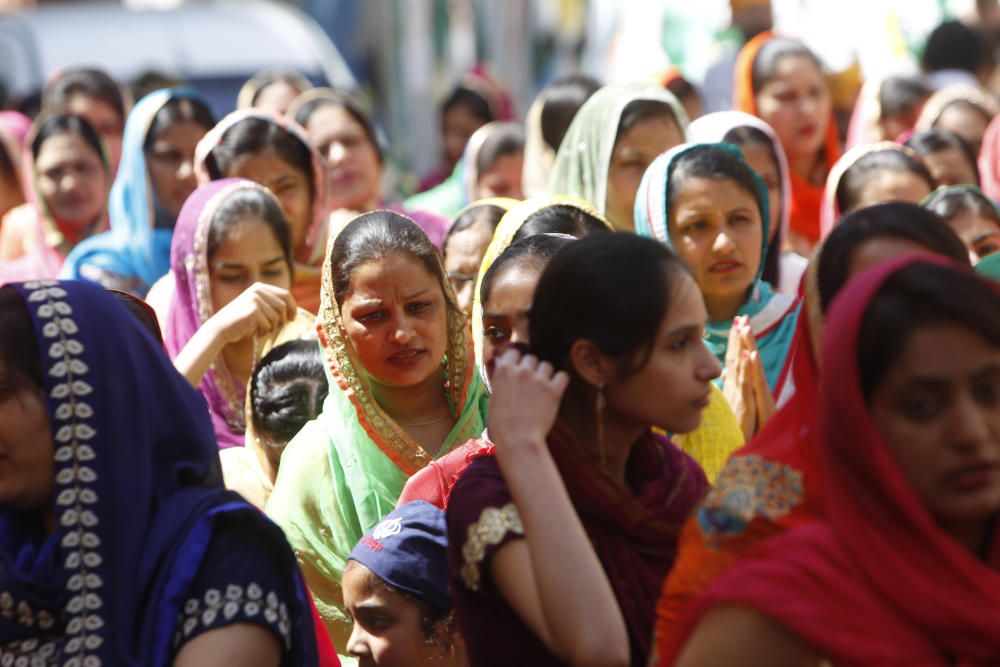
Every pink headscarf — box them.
[978,114,1000,202]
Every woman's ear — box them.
[568,339,611,389]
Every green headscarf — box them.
[976,252,1000,282]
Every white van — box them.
[0,0,357,115]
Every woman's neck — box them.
[371,367,451,426]
[558,394,644,486]
[943,515,996,559]
[221,337,255,386]
[704,286,752,324]
[788,149,826,186]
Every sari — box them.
[979,114,1000,202]
[265,214,489,642]
[61,88,210,295]
[194,109,329,313]
[634,142,801,394]
[447,423,708,666]
[521,91,554,198]
[686,111,809,295]
[0,279,319,665]
[461,121,523,204]
[547,83,688,231]
[0,115,111,283]
[667,255,1000,666]
[163,179,317,449]
[734,31,842,246]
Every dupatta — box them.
[547,83,688,230]
[61,88,209,295]
[668,255,1000,666]
[634,142,800,393]
[979,115,1000,202]
[194,109,329,313]
[915,84,1000,133]
[266,213,488,640]
[0,280,317,666]
[734,31,841,246]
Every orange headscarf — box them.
[734,31,841,246]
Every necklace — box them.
[394,413,453,427]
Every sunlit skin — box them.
[668,175,763,323]
[305,105,382,212]
[849,170,932,214]
[936,103,991,157]
[922,147,979,188]
[942,211,1000,263]
[739,141,782,243]
[34,132,108,243]
[0,167,24,219]
[442,105,487,169]
[481,259,543,365]
[605,115,684,232]
[443,220,494,315]
[146,120,209,218]
[254,81,301,117]
[754,55,832,183]
[342,562,467,667]
[476,154,524,200]
[228,151,313,254]
[65,93,123,172]
[870,324,1000,554]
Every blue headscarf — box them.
[634,143,800,391]
[0,280,317,665]
[61,89,210,295]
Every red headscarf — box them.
[668,255,1000,666]
[734,31,841,245]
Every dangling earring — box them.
[595,381,607,466]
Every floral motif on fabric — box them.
[697,455,804,545]
[173,583,291,652]
[0,637,59,665]
[461,503,524,591]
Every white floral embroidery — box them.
[173,585,291,651]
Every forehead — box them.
[309,105,364,134]
[484,260,543,307]
[210,216,283,257]
[231,150,305,181]
[346,252,440,296]
[888,323,1000,381]
[763,54,823,87]
[36,133,95,164]
[673,174,759,208]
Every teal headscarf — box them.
[976,252,1000,282]
[61,88,210,295]
[634,142,800,391]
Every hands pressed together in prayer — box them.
[723,315,775,440]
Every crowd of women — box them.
[0,18,999,667]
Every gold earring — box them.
[595,381,606,466]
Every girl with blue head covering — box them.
[62,88,215,295]
[635,142,801,437]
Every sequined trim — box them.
[460,503,524,591]
[697,454,804,545]
[173,584,292,651]
[0,637,59,665]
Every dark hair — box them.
[442,86,493,124]
[921,20,990,75]
[668,144,766,224]
[751,38,824,95]
[204,117,315,201]
[0,286,43,393]
[614,99,680,145]
[529,233,688,381]
[130,70,185,102]
[31,113,107,167]
[42,67,126,122]
[817,202,970,313]
[476,124,525,177]
[329,211,455,312]
[923,187,1000,226]
[247,69,311,106]
[539,75,602,152]
[292,92,384,163]
[722,125,784,285]
[835,149,934,214]
[480,233,576,306]
[207,187,293,273]
[250,339,328,450]
[109,290,163,344]
[443,203,506,251]
[878,76,931,120]
[144,96,215,151]
[665,75,699,104]
[904,129,980,184]
[858,262,1000,400]
[513,204,610,242]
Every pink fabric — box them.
[671,254,1000,666]
[979,115,1000,202]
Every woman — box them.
[923,185,1000,263]
[446,233,716,666]
[0,114,111,283]
[687,110,808,294]
[670,256,1000,666]
[914,84,999,157]
[0,280,320,665]
[266,211,489,645]
[343,501,467,667]
[905,128,981,188]
[62,88,215,294]
[290,89,449,247]
[237,67,313,117]
[846,75,929,149]
[443,197,517,315]
[461,122,525,203]
[733,32,840,254]
[548,83,687,232]
[819,142,935,237]
[42,67,128,172]
[164,179,314,448]
[634,143,801,438]
[195,110,329,312]
[0,111,30,221]
[649,203,971,657]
